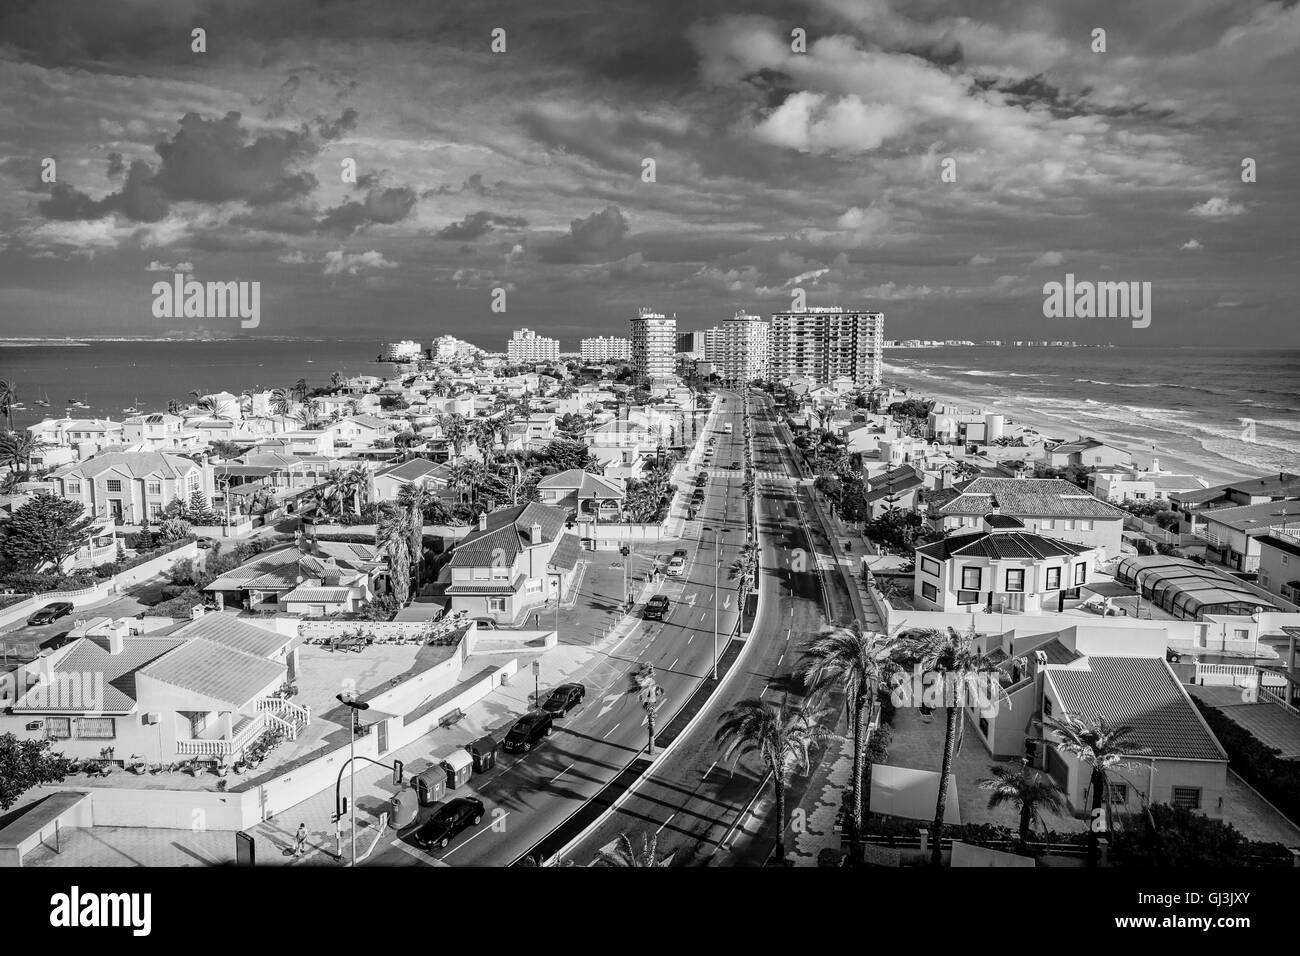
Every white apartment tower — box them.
[629,308,677,385]
[718,311,771,385]
[506,328,560,363]
[769,307,884,387]
[383,339,423,362]
[580,336,632,363]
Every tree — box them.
[978,760,1069,848]
[375,505,413,604]
[0,495,97,571]
[714,697,828,864]
[799,625,898,864]
[182,489,220,525]
[395,481,428,582]
[207,439,251,461]
[594,832,677,867]
[0,380,13,431]
[893,626,1010,866]
[0,733,74,811]
[630,662,664,755]
[436,413,468,457]
[1039,713,1149,865]
[159,516,192,542]
[0,430,43,479]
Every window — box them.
[1074,563,1087,586]
[1041,518,1054,530]
[978,717,990,737]
[1005,569,1025,592]
[961,567,982,590]
[1063,519,1076,531]
[1109,783,1128,804]
[150,503,163,519]
[147,481,162,495]
[1042,697,1053,716]
[1234,629,1249,641]
[76,717,116,739]
[47,717,72,739]
[488,597,507,613]
[1080,520,1094,531]
[1171,786,1201,811]
[921,582,938,602]
[957,590,979,606]
[67,481,81,495]
[920,557,941,577]
[1283,554,1290,566]
[106,479,122,492]
[472,567,490,581]
[1045,567,1061,590]
[491,565,511,580]
[526,578,542,593]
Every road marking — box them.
[669,657,679,669]
[441,811,507,859]
[705,761,717,778]
[595,693,621,719]
[699,611,707,621]
[655,811,677,835]
[550,764,573,784]
[777,652,784,666]
[602,722,620,738]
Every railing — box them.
[1194,662,1259,687]
[175,711,267,757]
[1259,684,1300,718]
[256,697,312,739]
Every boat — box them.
[34,391,50,408]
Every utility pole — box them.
[705,526,723,680]
[336,693,370,867]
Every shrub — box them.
[1194,699,1300,827]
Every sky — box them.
[0,0,1297,347]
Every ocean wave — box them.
[1258,418,1300,436]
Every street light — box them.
[336,693,370,867]
[703,526,725,680]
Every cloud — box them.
[1189,197,1245,218]
[754,92,910,153]
[539,206,630,262]
[1180,238,1203,250]
[968,254,997,265]
[316,108,359,141]
[278,250,308,264]
[318,186,418,236]
[323,249,397,275]
[1031,251,1064,267]
[145,259,193,272]
[435,210,529,241]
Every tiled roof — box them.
[1049,438,1110,455]
[52,450,202,481]
[377,458,450,483]
[1201,500,1300,534]
[916,530,1092,561]
[172,612,289,659]
[1173,472,1300,504]
[138,639,284,709]
[1045,656,1227,761]
[548,533,582,572]
[445,576,526,596]
[449,502,568,568]
[282,586,355,603]
[936,478,1125,519]
[12,637,186,712]
[536,468,625,498]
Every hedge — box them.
[1193,698,1300,827]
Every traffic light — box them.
[392,759,404,787]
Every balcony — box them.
[175,712,267,758]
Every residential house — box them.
[1196,499,1300,573]
[321,414,397,450]
[49,450,213,525]
[865,465,926,519]
[1045,437,1133,470]
[927,477,1126,557]
[26,418,125,468]
[122,413,203,451]
[1089,460,1209,502]
[1170,473,1300,536]
[371,458,453,503]
[913,512,1099,613]
[255,429,337,458]
[440,503,581,624]
[204,541,382,614]
[1257,532,1300,605]
[0,612,302,765]
[536,469,626,521]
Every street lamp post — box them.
[336,693,370,867]
[704,526,723,680]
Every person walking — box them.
[293,823,308,857]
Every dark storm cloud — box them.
[152,112,317,205]
[539,206,630,263]
[316,108,359,141]
[106,151,125,177]
[435,210,529,241]
[39,160,168,222]
[231,203,321,236]
[317,186,418,236]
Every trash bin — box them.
[440,749,473,790]
[467,735,498,774]
[390,788,419,829]
[411,767,447,806]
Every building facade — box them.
[383,340,423,362]
[769,307,884,388]
[629,308,677,386]
[506,328,560,364]
[580,336,632,363]
[717,311,771,385]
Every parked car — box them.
[413,797,485,850]
[673,548,688,559]
[541,683,586,716]
[667,555,686,576]
[644,595,671,620]
[503,710,554,753]
[469,617,499,630]
[195,537,216,549]
[27,602,73,626]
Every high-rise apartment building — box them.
[580,336,632,363]
[769,307,884,387]
[717,311,771,385]
[629,308,677,385]
[383,339,423,361]
[506,328,560,364]
[433,335,482,361]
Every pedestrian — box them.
[293,822,307,857]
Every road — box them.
[556,389,858,865]
[365,390,758,866]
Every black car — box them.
[27,602,73,626]
[414,797,485,850]
[672,548,688,559]
[541,682,586,716]
[503,710,553,753]
[644,595,671,621]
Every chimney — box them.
[531,520,542,544]
[478,511,488,531]
[107,618,129,654]
[191,603,206,621]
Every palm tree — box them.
[330,370,343,388]
[714,697,829,864]
[893,626,1010,866]
[344,463,370,517]
[1039,714,1149,864]
[979,760,1069,849]
[437,413,468,457]
[375,505,413,604]
[0,430,42,478]
[0,380,14,431]
[291,378,309,404]
[470,417,497,464]
[594,832,676,867]
[269,388,297,429]
[799,624,898,864]
[395,481,428,584]
[631,662,664,755]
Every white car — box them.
[667,556,686,576]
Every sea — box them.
[1,340,1296,485]
[883,346,1300,484]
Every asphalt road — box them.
[368,391,757,866]
[557,390,857,866]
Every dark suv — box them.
[414,797,485,850]
[542,683,585,716]
[644,595,671,621]
[503,710,554,753]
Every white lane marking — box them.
[777,652,784,666]
[441,810,508,859]
[602,722,621,739]
[699,611,707,622]
[669,657,679,669]
[655,811,678,835]
[596,693,621,719]
[704,761,718,778]
[550,764,574,784]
